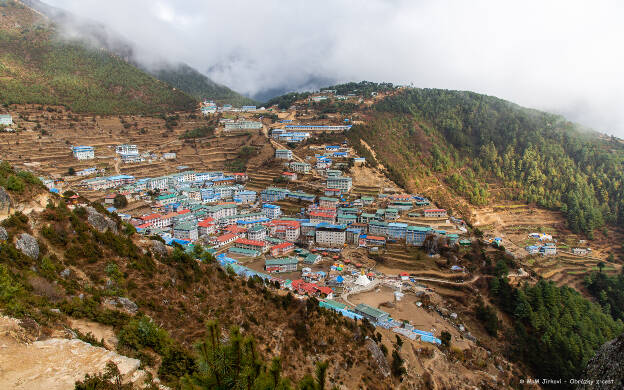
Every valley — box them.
[1,87,623,389]
[0,1,623,388]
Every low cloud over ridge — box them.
[47,0,624,136]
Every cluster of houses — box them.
[71,143,176,165]
[200,100,265,115]
[525,232,558,255]
[84,161,462,263]
[216,253,441,345]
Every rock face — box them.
[366,338,390,378]
[578,334,624,390]
[0,315,154,390]
[104,297,138,314]
[85,206,117,233]
[15,233,39,259]
[151,239,169,258]
[0,226,7,241]
[0,186,11,209]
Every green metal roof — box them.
[304,253,321,263]
[228,247,260,257]
[265,257,299,266]
[321,299,347,311]
[174,222,196,231]
[355,303,389,319]
[407,226,432,232]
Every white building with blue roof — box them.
[72,146,95,160]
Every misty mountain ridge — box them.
[19,0,255,105]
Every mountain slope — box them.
[0,0,196,114]
[20,0,255,106]
[151,63,257,106]
[0,166,393,388]
[346,87,624,236]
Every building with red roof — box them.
[270,241,295,257]
[269,220,300,241]
[309,211,336,224]
[232,172,248,182]
[141,213,163,228]
[198,218,216,236]
[211,233,240,247]
[281,172,297,181]
[225,225,248,235]
[365,235,386,246]
[234,238,269,253]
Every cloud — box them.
[46,0,624,136]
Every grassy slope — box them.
[0,1,196,114]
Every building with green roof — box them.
[265,257,299,273]
[354,303,389,323]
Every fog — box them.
[46,0,624,136]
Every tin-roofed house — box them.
[354,303,390,323]
[265,257,299,273]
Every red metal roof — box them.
[225,225,247,233]
[216,233,238,242]
[141,213,162,221]
[198,219,215,228]
[271,220,300,228]
[309,211,334,218]
[366,235,386,241]
[271,242,294,250]
[318,286,333,295]
[424,209,446,212]
[235,238,267,247]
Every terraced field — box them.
[0,105,270,187]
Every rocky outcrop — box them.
[0,315,145,390]
[85,206,117,234]
[578,333,624,390]
[0,186,11,209]
[104,297,138,314]
[151,239,169,258]
[0,226,7,241]
[366,338,390,378]
[15,233,39,259]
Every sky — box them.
[47,0,624,136]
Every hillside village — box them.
[0,88,582,346]
[1,86,623,389]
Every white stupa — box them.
[355,273,371,286]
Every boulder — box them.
[104,297,138,314]
[15,233,39,259]
[0,226,7,241]
[85,206,117,234]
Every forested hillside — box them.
[151,63,256,106]
[349,87,624,235]
[0,0,196,114]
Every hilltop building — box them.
[275,149,293,160]
[72,146,95,160]
[224,120,262,131]
[0,114,13,126]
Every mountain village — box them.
[6,90,568,350]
